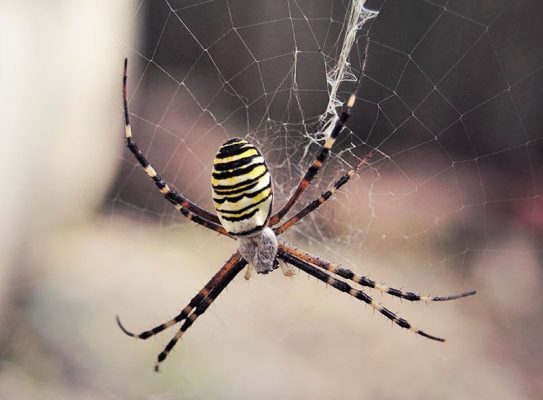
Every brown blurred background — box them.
[1,0,542,399]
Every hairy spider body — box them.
[238,226,278,274]
[118,38,475,372]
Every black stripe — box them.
[126,137,149,168]
[303,165,319,181]
[151,175,166,189]
[212,162,265,180]
[396,317,411,329]
[213,155,260,172]
[387,288,421,302]
[329,109,350,138]
[212,169,268,190]
[215,144,254,159]
[380,308,397,321]
[220,207,260,222]
[358,276,376,289]
[213,184,270,204]
[223,137,245,145]
[316,147,330,162]
[213,179,261,195]
[333,266,355,281]
[216,192,271,214]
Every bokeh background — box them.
[1,0,543,399]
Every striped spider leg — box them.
[117,31,475,371]
[277,249,448,341]
[273,153,373,235]
[153,256,247,371]
[272,193,475,341]
[117,252,246,371]
[269,161,475,340]
[269,155,474,341]
[119,60,247,370]
[123,59,231,238]
[279,242,475,305]
[268,37,370,226]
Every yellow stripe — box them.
[211,164,267,186]
[145,165,157,177]
[214,188,271,215]
[212,179,260,193]
[324,138,335,149]
[347,94,356,108]
[213,174,270,199]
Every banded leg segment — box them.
[274,154,372,235]
[269,38,370,227]
[277,249,446,342]
[123,59,230,237]
[154,257,248,371]
[116,252,242,340]
[279,243,476,302]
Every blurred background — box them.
[1,0,542,399]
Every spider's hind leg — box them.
[277,249,448,342]
[154,256,248,371]
[279,243,476,303]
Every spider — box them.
[117,41,475,372]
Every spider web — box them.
[112,0,542,261]
[108,0,543,396]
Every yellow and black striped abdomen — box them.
[211,138,272,236]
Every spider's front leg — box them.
[269,37,370,227]
[123,59,231,238]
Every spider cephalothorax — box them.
[211,138,278,274]
[117,39,475,372]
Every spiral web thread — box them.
[112,0,543,272]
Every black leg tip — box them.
[418,330,446,342]
[115,315,135,337]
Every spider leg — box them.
[274,153,372,235]
[244,264,253,280]
[277,248,447,342]
[116,252,242,341]
[278,259,296,277]
[269,38,370,226]
[279,243,476,302]
[154,257,248,371]
[123,59,231,238]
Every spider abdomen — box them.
[211,138,272,236]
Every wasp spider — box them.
[117,41,475,372]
